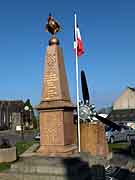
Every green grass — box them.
[0,140,36,172]
[16,140,36,156]
[0,163,11,172]
[108,142,129,152]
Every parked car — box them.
[34,132,40,140]
[106,125,135,143]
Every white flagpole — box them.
[74,13,81,152]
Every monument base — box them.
[38,144,77,156]
[7,154,106,180]
[36,100,76,157]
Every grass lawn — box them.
[0,163,11,172]
[16,140,36,156]
[0,140,36,172]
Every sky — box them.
[0,0,135,109]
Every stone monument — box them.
[37,15,77,156]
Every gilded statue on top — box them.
[45,14,60,35]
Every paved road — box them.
[0,130,36,145]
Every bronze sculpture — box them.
[45,14,60,35]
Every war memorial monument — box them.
[0,15,105,179]
[36,15,77,156]
[1,14,135,180]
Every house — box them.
[0,99,34,131]
[108,87,135,127]
[113,87,135,110]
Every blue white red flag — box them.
[74,24,84,57]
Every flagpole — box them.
[74,13,81,153]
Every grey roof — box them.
[108,109,135,122]
[0,100,24,112]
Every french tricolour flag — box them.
[74,24,84,57]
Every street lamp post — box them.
[29,109,32,127]
[20,104,32,140]
[24,105,30,129]
[20,110,24,140]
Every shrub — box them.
[0,138,11,149]
[129,139,135,158]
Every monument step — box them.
[1,171,91,180]
[10,156,91,178]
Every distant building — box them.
[0,100,34,131]
[113,87,135,110]
[98,107,112,115]
[108,87,135,126]
[0,100,24,130]
[108,109,135,123]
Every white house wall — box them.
[113,88,135,110]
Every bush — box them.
[0,126,8,131]
[0,138,11,149]
[129,139,135,158]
